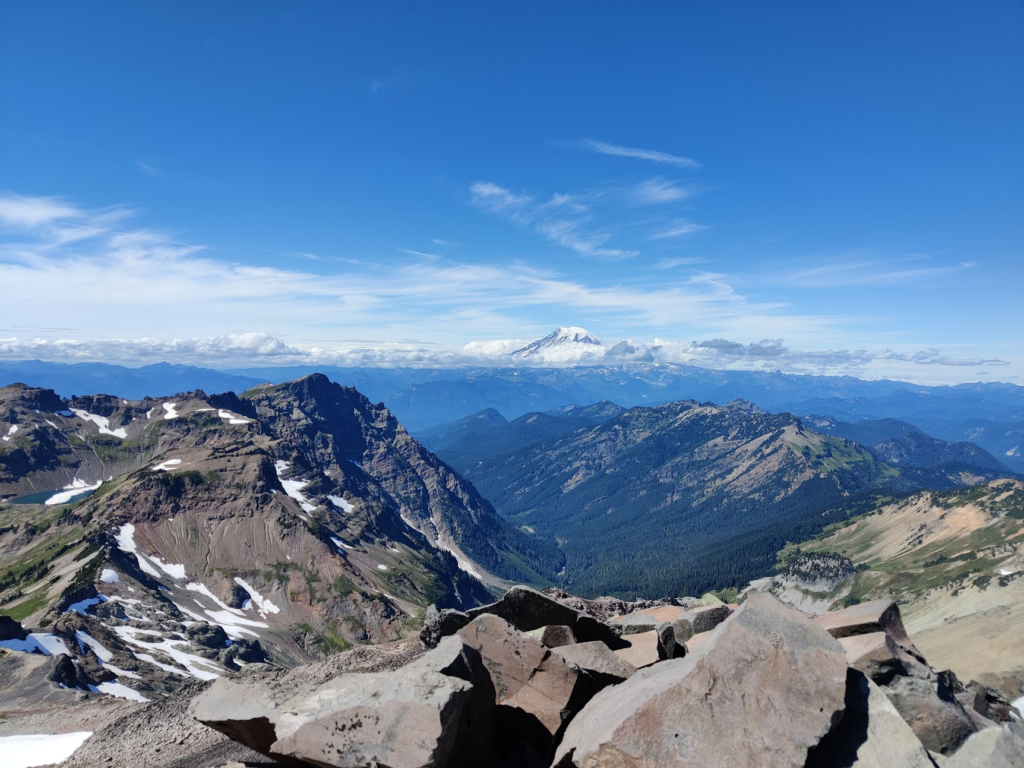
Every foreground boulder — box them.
[813,599,924,662]
[192,635,497,767]
[421,586,621,649]
[945,724,1024,768]
[805,670,934,768]
[456,613,592,758]
[883,661,977,756]
[553,641,637,686]
[553,594,849,767]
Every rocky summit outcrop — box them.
[554,593,849,767]
[193,635,497,767]
[180,588,1022,768]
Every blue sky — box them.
[1,2,1021,382]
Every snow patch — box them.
[1000,568,1017,576]
[274,460,318,512]
[45,479,101,505]
[103,663,141,680]
[329,495,354,513]
[145,408,154,420]
[90,681,149,703]
[100,568,120,583]
[113,626,222,680]
[152,458,182,472]
[377,564,388,571]
[1007,446,1020,457]
[233,577,280,618]
[70,409,127,438]
[2,424,17,442]
[114,523,186,580]
[0,732,93,768]
[67,596,105,616]
[162,402,179,419]
[218,409,250,424]
[75,630,113,662]
[0,633,71,656]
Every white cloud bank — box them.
[0,193,1014,383]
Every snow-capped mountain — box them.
[510,327,606,362]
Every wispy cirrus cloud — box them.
[470,182,638,259]
[649,219,708,240]
[776,257,974,288]
[628,178,693,205]
[577,139,701,169]
[136,160,159,176]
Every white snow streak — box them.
[70,409,127,438]
[233,577,280,618]
[162,402,179,419]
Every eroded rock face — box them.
[0,616,26,641]
[192,635,497,768]
[554,594,849,768]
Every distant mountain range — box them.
[433,399,1014,598]
[3,328,1023,467]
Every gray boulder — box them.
[945,724,1024,768]
[192,635,497,767]
[805,670,934,768]
[839,631,905,685]
[683,603,733,634]
[554,593,848,768]
[882,659,977,756]
[553,640,638,687]
[524,624,576,648]
[419,605,470,648]
[814,599,924,662]
[615,612,659,635]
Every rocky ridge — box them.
[0,375,553,707]
[142,586,1023,767]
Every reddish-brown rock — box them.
[554,594,848,768]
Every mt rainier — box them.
[510,327,607,363]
